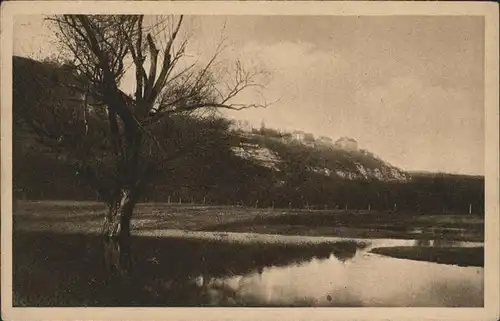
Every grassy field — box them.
[204,210,484,242]
[13,200,484,242]
[13,201,292,234]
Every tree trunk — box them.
[102,188,136,278]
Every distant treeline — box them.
[139,173,485,215]
[14,147,484,215]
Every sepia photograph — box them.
[1,1,499,320]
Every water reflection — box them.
[175,238,483,307]
[148,237,478,307]
[139,239,368,306]
[14,232,483,307]
[331,241,359,262]
[193,248,483,307]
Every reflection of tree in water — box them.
[187,244,365,306]
[331,242,359,263]
[200,276,242,306]
[314,249,332,260]
[258,266,264,275]
[123,238,367,305]
[17,232,371,306]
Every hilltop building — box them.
[318,136,333,146]
[303,133,315,142]
[335,137,358,151]
[292,130,307,141]
[230,120,253,132]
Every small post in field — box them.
[368,204,371,211]
[178,197,182,205]
[255,200,259,208]
[203,196,206,205]
[469,203,472,214]
[167,196,171,204]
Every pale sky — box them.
[13,15,485,175]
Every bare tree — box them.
[40,14,269,275]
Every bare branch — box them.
[175,102,269,113]
[164,15,184,55]
[147,15,184,105]
[42,14,272,206]
[144,33,159,100]
[134,16,145,102]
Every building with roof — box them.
[335,136,358,151]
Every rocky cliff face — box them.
[230,131,410,182]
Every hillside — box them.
[12,56,484,214]
[229,128,409,182]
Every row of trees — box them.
[15,114,484,216]
[15,166,484,216]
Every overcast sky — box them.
[14,15,485,175]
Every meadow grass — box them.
[14,200,484,242]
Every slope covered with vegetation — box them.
[13,56,484,214]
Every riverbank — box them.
[370,246,484,267]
